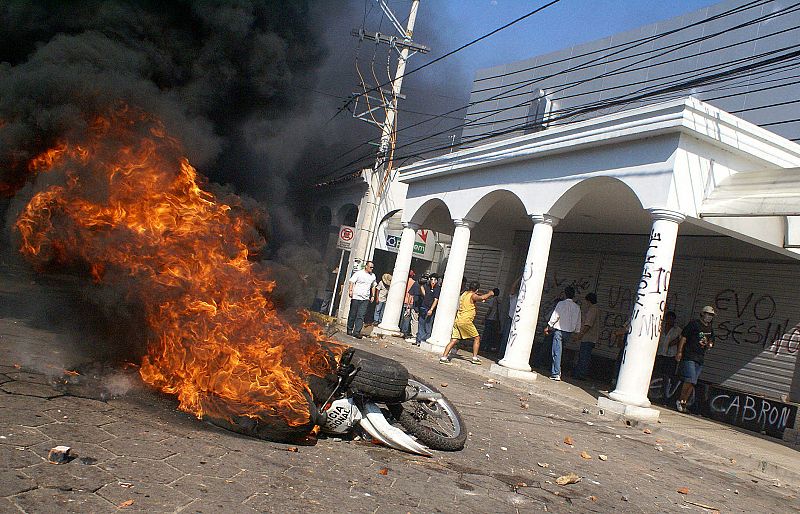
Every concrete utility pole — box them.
[349,0,429,266]
[337,0,429,323]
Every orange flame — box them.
[13,106,344,429]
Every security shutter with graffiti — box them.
[542,252,799,403]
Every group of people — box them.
[348,262,716,415]
[400,270,442,346]
[540,286,716,413]
[344,261,442,346]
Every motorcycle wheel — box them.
[388,376,467,451]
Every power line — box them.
[316,0,788,177]
[345,0,563,110]
[466,18,800,116]
[387,49,800,164]
[471,0,773,89]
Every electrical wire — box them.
[316,1,800,184]
[317,0,791,177]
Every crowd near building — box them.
[309,0,800,443]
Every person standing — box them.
[675,305,715,413]
[571,292,599,380]
[655,311,682,403]
[400,270,417,340]
[440,281,495,365]
[543,286,581,381]
[373,273,391,324]
[347,261,376,339]
[416,273,440,346]
[482,288,502,353]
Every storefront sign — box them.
[383,229,435,260]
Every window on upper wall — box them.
[524,89,551,134]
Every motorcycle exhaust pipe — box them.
[404,389,442,402]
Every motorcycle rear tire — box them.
[348,349,409,402]
[388,376,467,451]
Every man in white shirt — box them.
[347,261,376,339]
[543,286,581,381]
[655,311,682,403]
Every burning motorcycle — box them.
[316,348,467,456]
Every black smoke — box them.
[0,0,469,295]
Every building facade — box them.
[379,0,800,437]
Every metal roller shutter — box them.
[534,252,602,351]
[690,261,800,401]
[463,245,504,328]
[593,254,644,358]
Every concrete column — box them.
[422,218,475,353]
[491,214,558,382]
[599,208,685,421]
[375,222,419,334]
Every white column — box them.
[496,215,558,374]
[375,222,418,334]
[607,209,685,409]
[423,218,475,352]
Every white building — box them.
[377,1,800,436]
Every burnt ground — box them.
[0,268,798,513]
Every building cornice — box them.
[398,98,800,183]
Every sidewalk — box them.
[346,329,800,486]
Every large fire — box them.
[8,106,344,435]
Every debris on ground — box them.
[598,454,608,461]
[118,500,135,508]
[440,383,448,387]
[588,495,598,502]
[677,487,689,495]
[563,436,574,446]
[684,499,719,512]
[537,462,549,468]
[378,468,388,475]
[580,451,592,459]
[556,472,581,485]
[643,428,652,434]
[47,445,71,464]
[286,446,299,452]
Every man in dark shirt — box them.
[482,288,502,353]
[415,274,440,346]
[674,305,716,413]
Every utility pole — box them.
[336,0,429,324]
[349,0,429,268]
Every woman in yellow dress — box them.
[440,281,495,364]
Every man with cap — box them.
[674,305,716,413]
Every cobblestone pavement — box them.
[0,273,798,513]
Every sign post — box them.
[329,225,356,316]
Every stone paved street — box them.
[0,272,798,512]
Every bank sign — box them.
[383,229,436,261]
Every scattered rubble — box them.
[556,472,581,485]
[47,445,71,464]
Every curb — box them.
[347,331,800,487]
